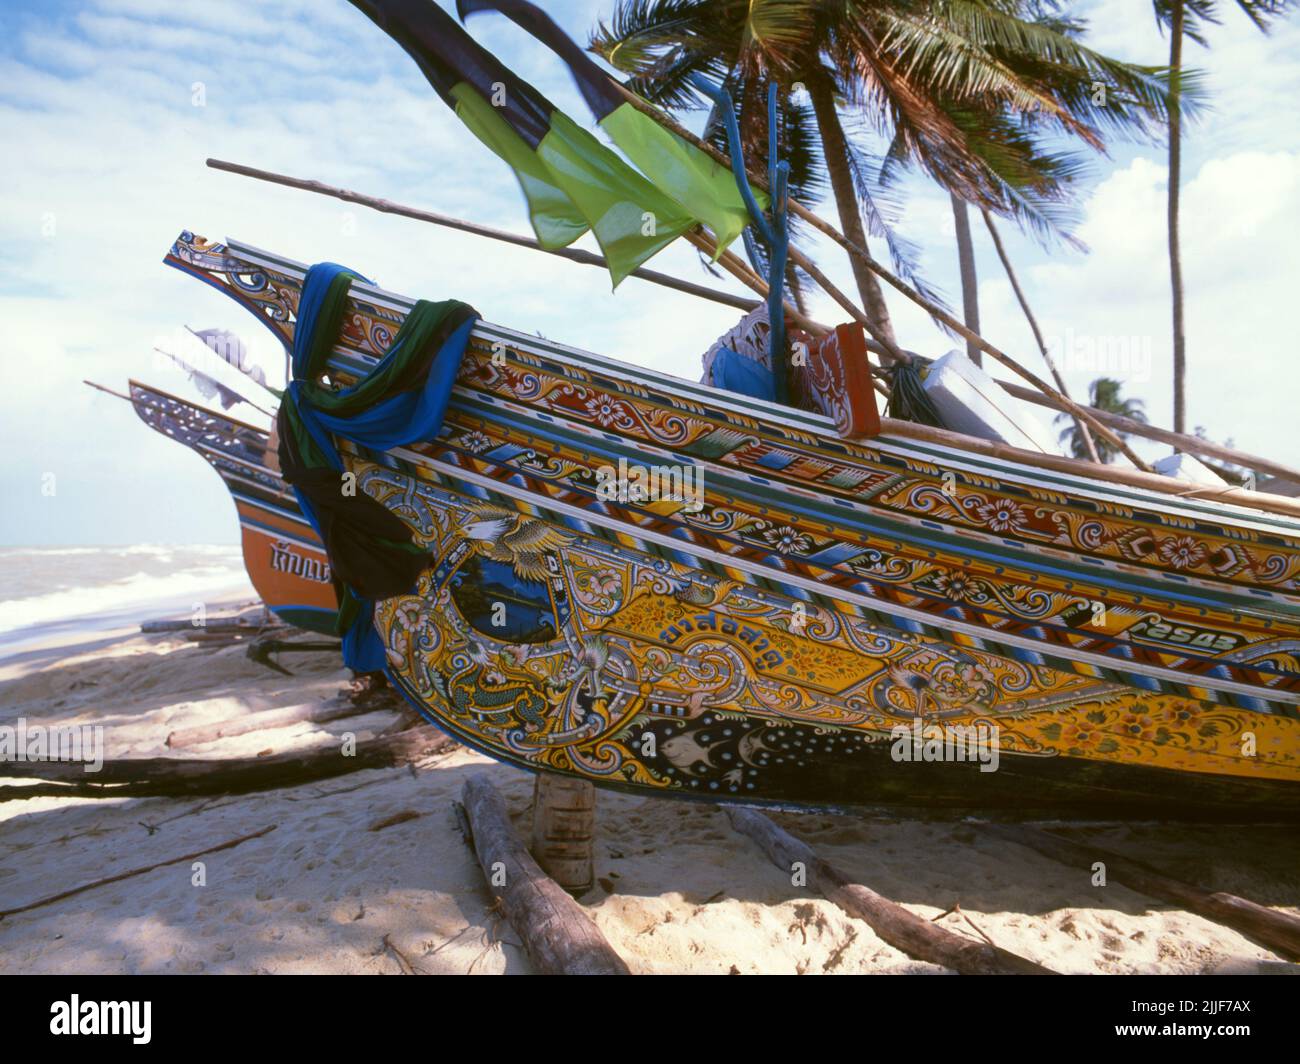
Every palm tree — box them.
[1057,377,1147,462]
[1152,1,1293,435]
[591,1,1181,342]
[982,206,1100,461]
[951,191,982,364]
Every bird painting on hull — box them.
[459,503,574,582]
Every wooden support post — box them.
[727,806,1055,975]
[531,773,596,896]
[982,824,1300,962]
[461,774,629,975]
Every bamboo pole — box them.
[860,348,1300,486]
[200,160,1300,489]
[877,415,1300,519]
[676,229,830,335]
[206,158,757,314]
[84,379,133,403]
[607,85,1152,471]
[788,246,908,362]
[797,218,1152,469]
[982,210,1101,464]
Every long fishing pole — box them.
[206,158,760,315]
[603,83,1157,469]
[204,159,1300,485]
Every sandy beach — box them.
[0,602,1295,976]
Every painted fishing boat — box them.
[163,230,1300,820]
[126,379,339,635]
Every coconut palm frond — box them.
[590,0,718,73]
[739,0,819,67]
[841,123,952,314]
[1153,1,1294,43]
[1055,377,1147,462]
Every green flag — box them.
[350,0,755,285]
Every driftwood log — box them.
[531,774,596,895]
[139,615,270,634]
[982,824,1300,962]
[726,807,1055,975]
[460,773,628,975]
[0,726,456,801]
[165,699,366,749]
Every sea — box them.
[0,545,256,662]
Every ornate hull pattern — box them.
[130,381,339,634]
[165,232,1300,819]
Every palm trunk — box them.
[950,193,981,366]
[982,210,1100,463]
[807,72,896,343]
[786,260,808,316]
[1168,1,1187,435]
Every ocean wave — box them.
[0,563,253,636]
[0,544,240,558]
[0,547,106,558]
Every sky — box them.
[1,0,1298,547]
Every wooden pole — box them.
[206,158,757,314]
[607,85,1151,471]
[531,773,596,895]
[680,229,826,336]
[876,414,1300,519]
[165,699,366,749]
[83,379,134,403]
[982,210,1101,463]
[199,160,1300,485]
[852,246,1151,469]
[726,807,1055,974]
[460,774,628,975]
[982,824,1300,962]
[859,350,1300,487]
[786,245,906,360]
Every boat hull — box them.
[164,231,1300,818]
[129,382,340,634]
[356,456,1300,820]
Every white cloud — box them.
[1,0,1297,546]
[974,150,1300,460]
[0,0,752,544]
